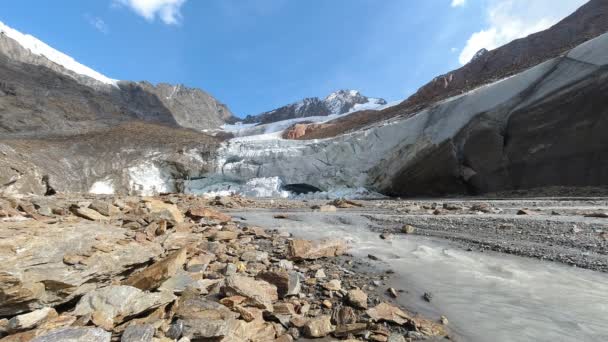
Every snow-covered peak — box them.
[323,89,385,115]
[0,20,118,86]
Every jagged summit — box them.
[242,89,386,125]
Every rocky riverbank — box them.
[0,194,449,342]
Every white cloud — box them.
[451,0,466,7]
[85,15,109,34]
[115,0,187,25]
[458,0,588,65]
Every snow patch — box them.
[0,20,118,86]
[89,179,115,195]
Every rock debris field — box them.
[0,195,448,342]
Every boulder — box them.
[120,324,155,342]
[256,271,301,298]
[31,327,111,342]
[0,220,163,317]
[346,288,368,309]
[302,315,334,338]
[72,207,108,221]
[287,239,347,260]
[145,200,183,225]
[123,248,188,291]
[366,303,413,325]
[223,275,278,311]
[7,308,57,332]
[73,285,175,329]
[187,206,231,222]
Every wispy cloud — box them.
[451,0,466,8]
[458,0,587,65]
[85,14,109,34]
[114,0,187,25]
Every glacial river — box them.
[232,210,608,342]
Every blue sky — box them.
[1,0,587,117]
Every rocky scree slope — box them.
[0,194,448,341]
[218,32,608,196]
[242,90,385,125]
[288,0,608,140]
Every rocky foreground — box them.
[0,195,448,342]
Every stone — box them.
[329,199,362,208]
[0,220,163,317]
[317,205,337,212]
[187,206,231,222]
[387,334,407,342]
[210,230,238,242]
[366,303,413,325]
[180,318,240,340]
[332,306,357,325]
[302,315,334,338]
[257,271,301,298]
[145,199,183,225]
[517,209,537,215]
[423,292,433,302]
[411,317,448,337]
[275,334,294,342]
[31,327,111,342]
[347,288,368,309]
[333,323,368,337]
[401,225,415,234]
[323,279,342,291]
[73,285,175,330]
[121,324,155,342]
[278,260,294,270]
[7,307,58,332]
[89,201,120,217]
[223,275,278,311]
[387,288,398,298]
[241,251,269,263]
[72,207,108,221]
[314,269,326,279]
[123,248,188,291]
[287,239,347,260]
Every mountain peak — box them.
[0,20,118,87]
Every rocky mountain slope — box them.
[288,0,608,140]
[217,31,608,196]
[0,21,235,135]
[242,90,385,125]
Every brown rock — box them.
[347,288,368,309]
[287,239,347,260]
[366,303,413,325]
[72,207,109,221]
[329,199,363,208]
[333,323,368,337]
[257,271,301,298]
[302,315,334,338]
[187,206,231,222]
[210,230,238,242]
[332,306,357,325]
[401,225,415,234]
[223,275,278,311]
[7,307,58,332]
[145,199,183,225]
[89,201,120,217]
[123,248,188,290]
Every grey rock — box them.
[32,327,111,342]
[121,324,155,342]
[73,285,175,329]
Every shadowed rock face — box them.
[0,32,235,135]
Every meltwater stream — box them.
[233,210,608,342]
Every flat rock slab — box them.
[0,220,163,316]
[31,327,111,342]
